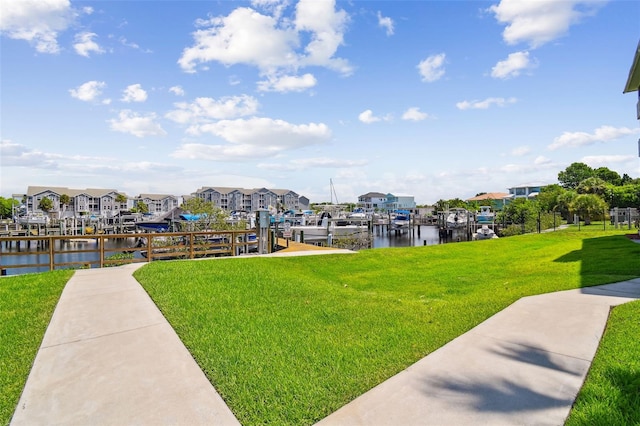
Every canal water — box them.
[371,225,443,248]
[1,226,467,276]
[0,238,139,276]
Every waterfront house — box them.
[385,193,417,211]
[505,183,546,201]
[357,192,387,211]
[466,192,509,210]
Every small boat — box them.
[18,213,50,225]
[135,221,171,232]
[446,208,468,229]
[391,210,411,231]
[475,225,497,240]
[476,206,495,224]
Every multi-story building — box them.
[357,192,416,211]
[385,193,417,210]
[190,187,303,212]
[506,183,545,200]
[16,186,130,217]
[357,192,387,210]
[134,194,180,213]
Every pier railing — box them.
[0,230,262,275]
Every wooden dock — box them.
[275,238,336,252]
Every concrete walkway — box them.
[10,264,240,426]
[10,259,640,425]
[317,279,640,425]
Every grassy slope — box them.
[0,270,74,426]
[135,229,640,425]
[566,299,640,425]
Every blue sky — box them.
[1,0,639,205]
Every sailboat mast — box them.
[330,179,339,205]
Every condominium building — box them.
[190,187,303,212]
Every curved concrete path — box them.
[10,258,640,425]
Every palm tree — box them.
[115,193,128,210]
[60,194,70,213]
[577,177,607,196]
[570,194,608,225]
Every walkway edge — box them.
[11,263,240,426]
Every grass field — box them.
[0,270,73,426]
[566,299,640,425]
[134,228,640,425]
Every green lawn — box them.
[0,270,73,426]
[134,228,640,425]
[566,299,640,425]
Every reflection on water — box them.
[2,226,470,275]
[371,225,441,248]
[1,238,139,276]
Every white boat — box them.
[18,213,50,225]
[446,208,468,229]
[390,210,410,231]
[476,206,495,224]
[289,223,368,242]
[475,225,497,240]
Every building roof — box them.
[466,192,510,202]
[623,39,640,93]
[137,194,177,200]
[26,186,120,197]
[359,192,386,198]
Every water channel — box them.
[1,226,467,276]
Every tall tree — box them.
[60,194,70,212]
[594,167,621,186]
[558,162,594,189]
[536,184,566,212]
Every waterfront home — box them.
[505,183,547,201]
[466,192,509,210]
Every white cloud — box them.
[73,31,104,57]
[258,157,368,171]
[456,97,517,110]
[534,155,551,165]
[358,109,380,124]
[195,117,330,144]
[0,0,76,53]
[581,154,637,167]
[489,0,605,48]
[108,110,167,138]
[294,0,351,73]
[257,73,317,92]
[491,50,534,79]
[178,2,351,78]
[121,84,148,103]
[172,117,331,161]
[548,125,640,150]
[0,140,58,168]
[511,145,531,156]
[402,107,429,121]
[165,95,259,124]
[377,11,394,36]
[169,86,185,96]
[418,53,446,82]
[69,80,106,102]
